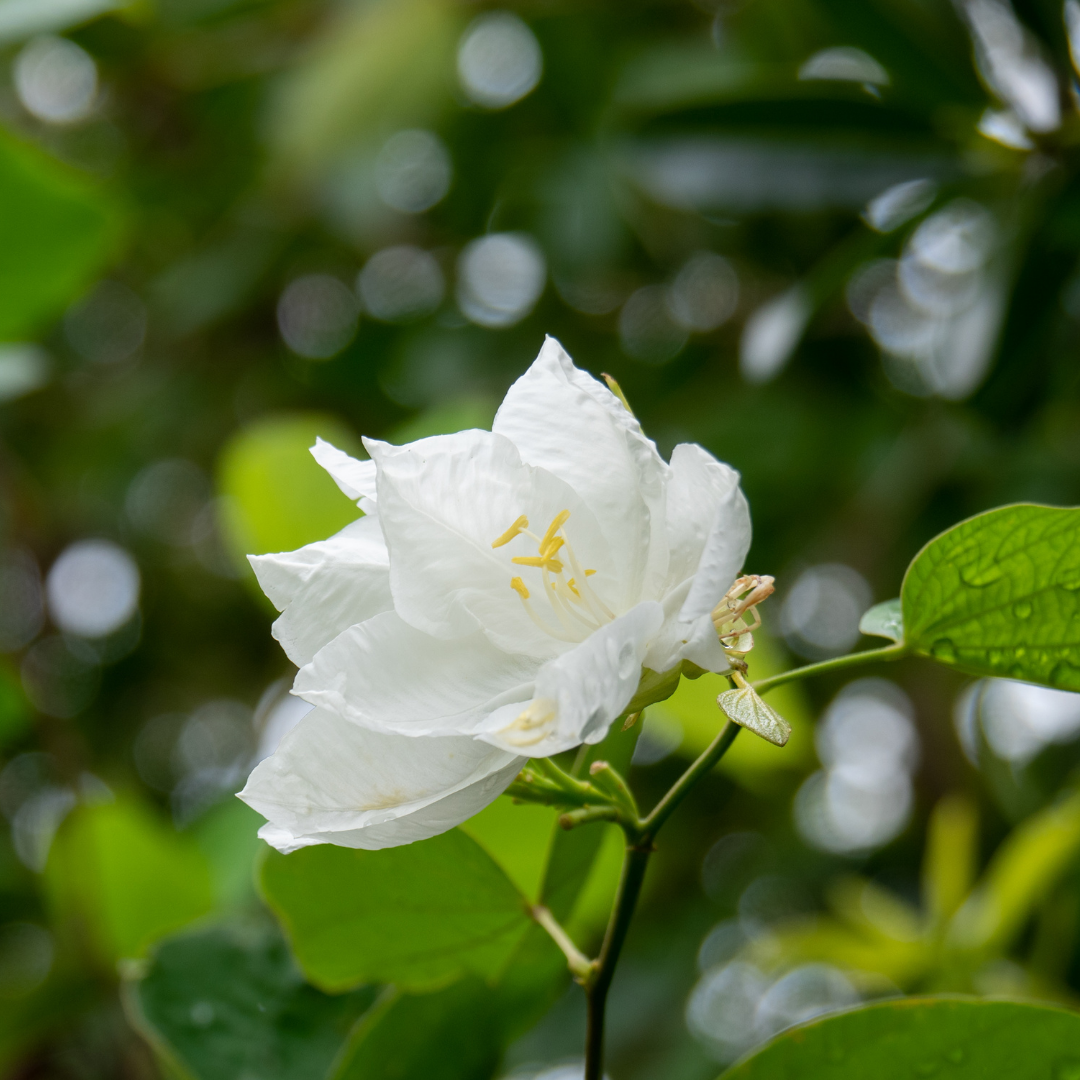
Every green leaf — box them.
[460,798,559,903]
[902,504,1080,688]
[127,923,376,1080]
[216,413,363,572]
[189,798,265,911]
[46,798,214,964]
[329,980,501,1080]
[717,687,791,747]
[860,598,904,642]
[949,788,1080,951]
[259,830,531,992]
[719,997,1080,1079]
[0,127,123,340]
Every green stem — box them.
[576,642,907,1077]
[582,720,744,1080]
[639,721,741,840]
[584,843,651,1080]
[750,642,908,696]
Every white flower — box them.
[240,337,750,851]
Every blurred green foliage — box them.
[0,0,1080,1076]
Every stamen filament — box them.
[561,537,615,622]
[542,567,585,636]
[516,593,578,642]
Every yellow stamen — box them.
[585,569,596,576]
[540,535,565,558]
[510,576,529,600]
[567,578,580,597]
[602,373,634,415]
[540,510,571,551]
[513,555,564,574]
[491,515,529,548]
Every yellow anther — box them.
[513,555,565,574]
[540,535,565,558]
[540,510,571,551]
[567,578,580,597]
[602,373,634,415]
[491,515,529,548]
[585,569,596,576]
[510,576,530,600]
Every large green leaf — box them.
[259,829,531,992]
[902,504,1080,689]
[0,127,123,340]
[128,923,376,1080]
[329,980,501,1080]
[46,799,215,964]
[720,997,1080,1079]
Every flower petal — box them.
[480,600,664,756]
[492,336,670,608]
[310,437,377,504]
[366,428,607,657]
[293,609,539,736]
[644,578,730,675]
[666,443,752,622]
[248,515,392,667]
[239,705,523,851]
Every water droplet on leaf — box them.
[931,639,957,663]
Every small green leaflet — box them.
[719,997,1080,1079]
[859,598,903,642]
[717,687,790,747]
[901,504,1080,689]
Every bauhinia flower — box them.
[239,337,753,852]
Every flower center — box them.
[491,509,614,643]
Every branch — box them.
[750,641,908,696]
[639,721,741,840]
[531,905,595,983]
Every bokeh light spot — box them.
[457,11,542,109]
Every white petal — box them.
[644,578,730,675]
[480,601,664,756]
[666,443,752,622]
[310,437,378,504]
[293,609,539,736]
[248,515,393,667]
[492,336,670,608]
[366,428,608,657]
[239,706,524,851]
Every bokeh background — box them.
[2,0,1080,1076]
